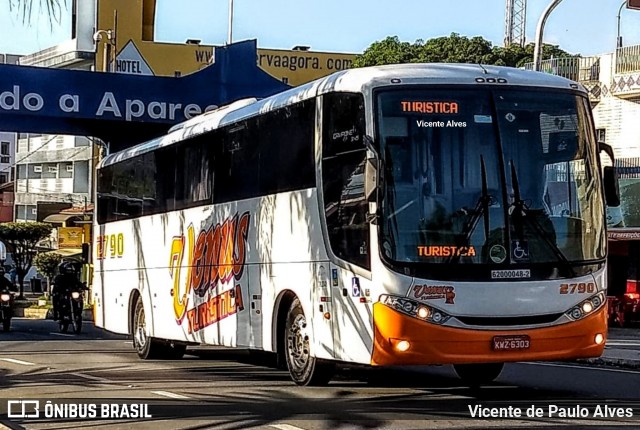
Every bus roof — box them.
[100,63,585,168]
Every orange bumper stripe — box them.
[371,302,607,366]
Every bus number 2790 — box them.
[96,233,124,260]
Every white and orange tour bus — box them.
[92,63,619,385]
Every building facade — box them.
[524,47,640,160]
[14,134,93,222]
[0,54,22,222]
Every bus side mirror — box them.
[363,135,380,218]
[365,157,377,203]
[603,166,620,207]
[598,141,620,207]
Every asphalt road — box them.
[1,318,640,429]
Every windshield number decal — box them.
[491,269,531,279]
[559,283,595,294]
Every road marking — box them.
[49,332,75,337]
[607,340,640,346]
[1,358,35,366]
[124,341,133,344]
[151,390,191,400]
[270,425,308,430]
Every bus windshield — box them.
[376,88,606,267]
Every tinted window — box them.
[215,120,259,203]
[98,99,316,223]
[322,93,369,269]
[258,101,315,195]
[175,137,213,209]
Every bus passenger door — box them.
[312,263,336,360]
[320,92,372,364]
[331,265,374,364]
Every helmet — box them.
[59,262,76,275]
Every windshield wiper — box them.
[509,160,576,277]
[446,156,492,264]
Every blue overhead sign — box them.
[0,40,289,152]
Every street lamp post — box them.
[93,29,115,72]
[228,0,234,45]
[533,0,565,71]
[617,0,628,48]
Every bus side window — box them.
[322,93,370,270]
[215,119,259,204]
[155,146,177,212]
[175,136,214,209]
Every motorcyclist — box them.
[0,266,17,293]
[52,262,84,321]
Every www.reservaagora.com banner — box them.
[2,398,640,424]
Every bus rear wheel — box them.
[284,298,333,386]
[453,363,504,385]
[132,297,164,359]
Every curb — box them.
[576,357,640,370]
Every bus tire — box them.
[132,297,164,360]
[284,297,334,386]
[453,363,504,385]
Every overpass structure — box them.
[0,40,288,154]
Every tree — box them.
[0,222,53,298]
[354,33,576,68]
[33,251,62,297]
[493,42,577,68]
[353,36,421,68]
[417,33,499,65]
[8,0,65,26]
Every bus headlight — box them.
[416,306,430,319]
[565,292,606,321]
[379,294,450,325]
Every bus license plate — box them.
[492,335,531,351]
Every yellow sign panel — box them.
[58,227,84,249]
[96,0,356,86]
[257,49,354,86]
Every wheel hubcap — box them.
[287,314,310,370]
[134,307,147,350]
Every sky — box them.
[1,0,639,57]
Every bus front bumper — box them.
[371,302,607,366]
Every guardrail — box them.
[616,45,640,74]
[523,57,600,82]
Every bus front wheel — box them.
[453,363,504,385]
[284,298,333,386]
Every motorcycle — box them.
[57,283,86,334]
[1,287,14,332]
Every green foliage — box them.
[0,222,54,297]
[354,33,577,68]
[353,36,422,68]
[34,252,62,280]
[8,0,65,25]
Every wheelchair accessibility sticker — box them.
[511,240,529,262]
